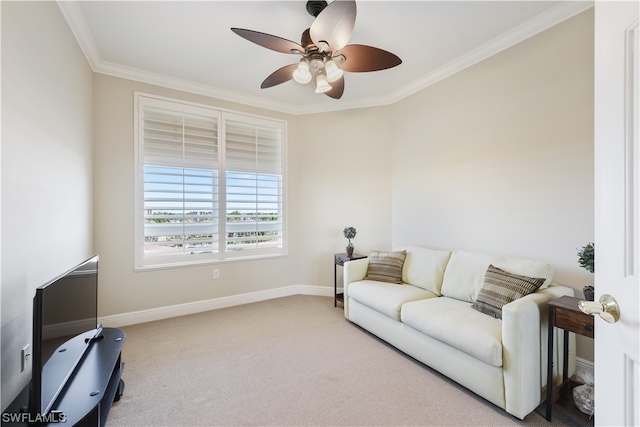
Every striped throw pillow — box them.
[364,250,407,284]
[471,264,545,319]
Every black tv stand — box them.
[2,328,125,426]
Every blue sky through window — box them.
[144,166,281,216]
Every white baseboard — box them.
[99,285,333,328]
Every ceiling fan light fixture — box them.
[293,58,312,84]
[324,59,343,83]
[231,0,401,100]
[314,70,332,93]
[309,57,324,72]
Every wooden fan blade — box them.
[336,44,402,72]
[261,63,298,88]
[231,28,304,54]
[310,0,356,52]
[325,75,345,99]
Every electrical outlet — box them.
[21,344,30,372]
[213,269,220,280]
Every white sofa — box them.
[343,246,575,420]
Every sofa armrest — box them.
[501,284,575,419]
[342,258,369,317]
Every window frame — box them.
[134,92,287,271]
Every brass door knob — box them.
[578,294,620,323]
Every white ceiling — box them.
[57,1,593,115]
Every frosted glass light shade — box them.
[293,59,312,84]
[324,60,343,83]
[315,72,331,93]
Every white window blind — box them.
[224,117,283,253]
[135,94,286,269]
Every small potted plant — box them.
[343,226,357,258]
[577,242,595,300]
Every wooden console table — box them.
[545,295,594,424]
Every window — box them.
[134,93,286,270]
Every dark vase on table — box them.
[346,245,354,258]
[583,288,595,301]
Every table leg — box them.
[563,330,569,382]
[546,306,554,421]
[334,263,338,307]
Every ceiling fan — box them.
[231,0,402,99]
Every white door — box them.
[594,2,640,426]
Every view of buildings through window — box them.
[143,167,282,257]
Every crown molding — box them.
[389,0,595,104]
[57,0,102,71]
[57,0,594,116]
[56,1,299,114]
[96,60,300,114]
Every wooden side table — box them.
[546,295,594,424]
[334,253,367,307]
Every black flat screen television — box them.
[30,255,102,416]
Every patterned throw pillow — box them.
[471,264,546,319]
[364,250,407,284]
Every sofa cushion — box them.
[401,297,503,367]
[471,265,546,319]
[440,250,553,303]
[394,245,452,295]
[363,250,407,284]
[348,280,437,320]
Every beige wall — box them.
[1,1,94,410]
[93,75,304,316]
[93,77,393,315]
[390,9,595,361]
[296,107,394,285]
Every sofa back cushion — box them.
[395,245,452,295]
[440,250,553,302]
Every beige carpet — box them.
[106,295,590,427]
